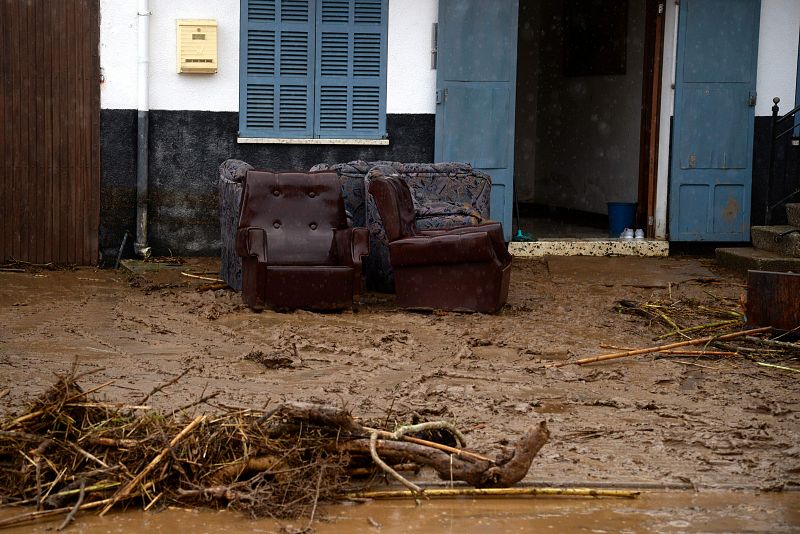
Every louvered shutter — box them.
[314,0,387,138]
[240,0,315,137]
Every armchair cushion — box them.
[389,232,495,267]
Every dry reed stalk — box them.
[558,327,772,367]
[99,415,207,516]
[347,487,640,499]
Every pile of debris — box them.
[0,371,549,529]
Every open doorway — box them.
[513,0,664,240]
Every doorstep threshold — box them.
[509,238,669,257]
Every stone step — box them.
[509,238,669,257]
[715,246,800,274]
[751,225,800,257]
[787,203,800,227]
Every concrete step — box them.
[509,238,669,257]
[751,225,800,257]
[715,246,800,274]
[787,203,800,227]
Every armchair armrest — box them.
[236,226,268,263]
[389,232,495,267]
[334,227,370,267]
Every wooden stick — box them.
[658,350,736,356]
[557,327,771,367]
[673,361,719,370]
[656,319,740,340]
[180,271,223,282]
[346,487,640,499]
[99,415,206,516]
[0,497,112,528]
[139,368,192,404]
[756,362,800,373]
[57,480,85,531]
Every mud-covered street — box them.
[2,255,798,495]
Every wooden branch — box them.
[139,368,192,404]
[99,415,206,516]
[340,421,549,488]
[362,427,492,464]
[557,327,771,367]
[209,456,284,485]
[57,481,85,531]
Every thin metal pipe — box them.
[134,0,151,258]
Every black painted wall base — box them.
[101,111,781,261]
[100,110,435,262]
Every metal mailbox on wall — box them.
[176,19,218,73]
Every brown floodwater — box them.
[2,491,799,533]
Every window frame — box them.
[238,0,389,143]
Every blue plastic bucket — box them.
[607,202,637,237]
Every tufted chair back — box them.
[239,170,347,265]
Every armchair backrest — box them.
[368,176,418,242]
[239,170,347,265]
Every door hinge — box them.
[658,2,664,14]
[748,92,757,107]
[431,23,438,70]
[436,88,447,104]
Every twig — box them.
[744,336,800,351]
[306,465,324,529]
[346,487,640,499]
[656,319,740,340]
[173,391,220,414]
[180,272,223,282]
[99,415,207,516]
[362,426,492,463]
[673,361,719,370]
[369,432,423,496]
[57,480,85,531]
[558,327,772,367]
[756,362,800,373]
[139,368,193,404]
[0,496,112,529]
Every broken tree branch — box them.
[558,327,772,367]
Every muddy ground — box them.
[1,255,798,491]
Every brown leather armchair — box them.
[236,170,369,311]
[368,175,512,313]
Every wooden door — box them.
[434,0,518,241]
[668,0,760,241]
[1,0,100,264]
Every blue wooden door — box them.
[435,0,518,241]
[669,0,760,241]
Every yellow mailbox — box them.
[177,19,218,74]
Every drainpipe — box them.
[134,0,152,258]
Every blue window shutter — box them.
[314,0,387,138]
[241,0,315,137]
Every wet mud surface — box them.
[1,491,798,533]
[1,256,799,530]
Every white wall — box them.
[100,0,240,110]
[756,0,800,115]
[100,0,438,113]
[386,0,438,114]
